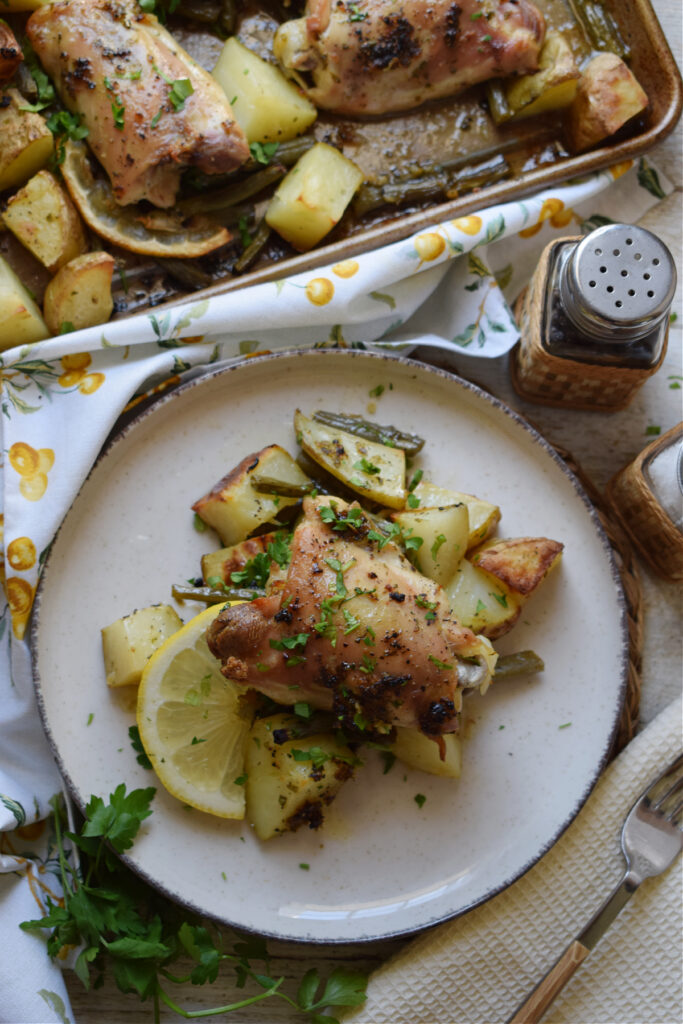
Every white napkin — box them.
[0,157,673,1023]
[342,696,683,1024]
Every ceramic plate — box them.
[32,350,627,943]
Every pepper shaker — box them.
[606,423,683,581]
[511,223,676,411]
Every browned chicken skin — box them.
[27,0,249,207]
[207,497,495,736]
[274,0,546,116]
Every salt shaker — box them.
[511,223,676,411]
[606,423,683,581]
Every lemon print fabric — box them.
[136,604,253,819]
[9,442,54,502]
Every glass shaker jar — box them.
[511,223,676,411]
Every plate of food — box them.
[31,349,627,942]
[1,0,680,343]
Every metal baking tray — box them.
[3,0,681,319]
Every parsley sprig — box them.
[21,789,367,1020]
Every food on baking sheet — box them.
[0,0,650,335]
[101,409,563,839]
[27,0,249,208]
[566,53,649,154]
[274,0,546,116]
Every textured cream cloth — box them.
[343,697,683,1024]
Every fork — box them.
[507,751,683,1024]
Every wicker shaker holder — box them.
[511,235,669,411]
[606,423,683,582]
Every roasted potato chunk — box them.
[212,37,316,143]
[201,531,282,586]
[266,143,364,251]
[391,504,469,585]
[0,254,49,349]
[0,89,53,192]
[446,558,521,639]
[505,32,580,120]
[566,53,649,153]
[245,714,355,840]
[3,170,88,272]
[390,728,462,778]
[469,537,563,596]
[295,409,406,508]
[43,251,115,336]
[101,604,183,687]
[412,479,500,549]
[193,445,309,546]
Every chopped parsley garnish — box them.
[192,513,206,533]
[87,713,94,726]
[314,605,337,647]
[359,654,376,674]
[299,862,310,870]
[46,110,89,164]
[428,654,454,671]
[430,533,447,560]
[558,722,572,729]
[380,750,396,774]
[368,523,401,550]
[403,533,423,555]
[342,609,361,634]
[129,725,153,768]
[294,702,313,719]
[270,633,309,651]
[291,746,330,768]
[407,469,423,492]
[475,599,487,613]
[325,557,354,600]
[318,502,364,532]
[407,493,421,508]
[645,425,661,436]
[249,141,279,165]
[151,108,163,128]
[353,457,381,476]
[491,592,508,608]
[233,773,248,785]
[369,384,384,397]
[169,77,193,110]
[353,709,369,731]
[414,793,427,808]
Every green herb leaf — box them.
[414,793,427,808]
[128,726,152,769]
[249,141,279,165]
[82,784,155,854]
[428,654,453,672]
[169,77,194,111]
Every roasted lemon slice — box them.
[136,603,251,818]
[61,140,230,258]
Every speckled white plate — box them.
[31,350,627,943]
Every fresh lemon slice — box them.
[61,140,230,258]
[136,603,251,818]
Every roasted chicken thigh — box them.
[274,0,546,116]
[27,0,249,207]
[207,497,496,737]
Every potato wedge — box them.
[391,504,469,585]
[201,531,282,585]
[43,251,115,336]
[3,170,88,272]
[566,53,649,153]
[245,714,355,840]
[0,89,54,192]
[446,559,521,639]
[266,143,364,251]
[505,32,580,120]
[212,37,316,144]
[412,479,500,549]
[295,409,406,508]
[193,445,308,546]
[101,604,182,687]
[0,254,49,349]
[469,537,563,596]
[390,728,462,778]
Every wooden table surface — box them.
[67,3,682,1019]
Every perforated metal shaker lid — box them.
[560,223,676,342]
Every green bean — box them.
[172,583,262,604]
[445,154,511,198]
[486,82,514,126]
[176,0,222,23]
[242,135,316,173]
[234,220,272,274]
[157,258,214,291]
[295,452,371,505]
[494,650,545,678]
[218,0,236,35]
[177,164,286,216]
[312,411,425,455]
[567,0,629,59]
[250,474,313,498]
